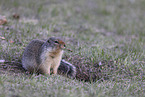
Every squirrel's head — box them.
[46,37,65,51]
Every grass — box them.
[0,0,145,96]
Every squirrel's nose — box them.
[60,44,65,49]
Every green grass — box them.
[0,0,145,96]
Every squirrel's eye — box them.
[54,41,59,43]
[47,40,50,43]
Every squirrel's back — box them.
[22,39,45,73]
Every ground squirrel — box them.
[22,37,76,78]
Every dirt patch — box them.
[0,56,134,82]
[67,55,117,82]
[0,61,25,75]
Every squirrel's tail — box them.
[58,60,76,79]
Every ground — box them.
[0,0,145,97]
